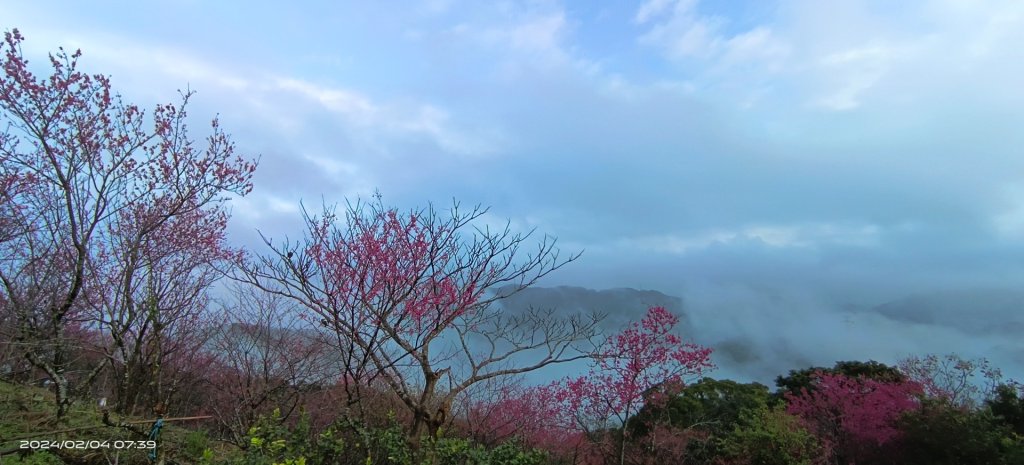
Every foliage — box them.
[988,383,1024,435]
[629,377,773,435]
[898,353,1008,410]
[182,429,213,461]
[895,398,1024,465]
[785,371,923,464]
[3,356,1024,464]
[626,377,774,463]
[717,405,826,465]
[422,437,548,465]
[232,409,547,465]
[774,360,905,402]
[237,409,317,465]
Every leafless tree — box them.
[205,284,337,444]
[235,197,602,442]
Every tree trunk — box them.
[618,408,632,465]
[55,376,71,418]
[619,429,627,465]
[24,326,73,418]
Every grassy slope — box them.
[0,381,232,465]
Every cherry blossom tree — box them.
[84,205,235,415]
[237,196,601,443]
[785,372,923,464]
[556,306,714,465]
[465,380,584,458]
[0,29,256,417]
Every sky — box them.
[5,0,1024,384]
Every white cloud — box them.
[507,12,567,55]
[303,154,361,177]
[630,0,1024,113]
[618,222,882,254]
[635,0,679,24]
[271,76,501,157]
[453,15,556,54]
[742,223,881,248]
[637,2,724,60]
[633,0,791,108]
[445,7,602,78]
[991,185,1024,239]
[636,0,788,65]
[266,195,301,215]
[230,193,300,223]
[812,44,895,111]
[399,105,501,156]
[14,23,499,160]
[720,27,790,70]
[274,78,379,121]
[15,30,258,103]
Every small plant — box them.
[183,429,212,460]
[240,409,313,465]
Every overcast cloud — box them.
[5,0,1023,383]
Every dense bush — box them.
[201,408,548,465]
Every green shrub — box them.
[182,429,212,460]
[718,405,824,465]
[227,409,547,465]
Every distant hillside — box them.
[486,285,1024,387]
[491,285,690,330]
[871,288,1024,335]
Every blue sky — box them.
[6,0,1024,382]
